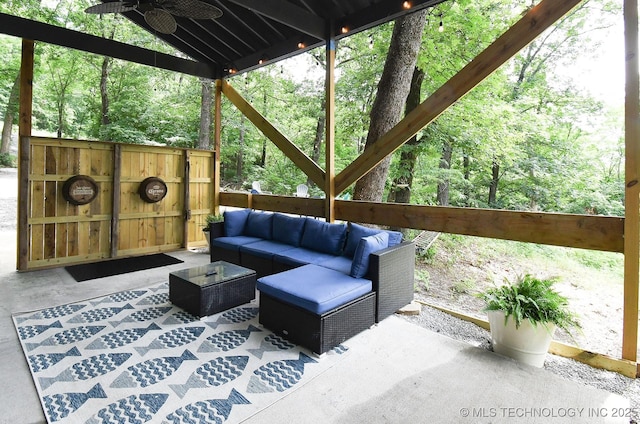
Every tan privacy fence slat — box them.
[22,137,215,270]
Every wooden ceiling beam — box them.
[0,13,216,79]
[335,0,584,194]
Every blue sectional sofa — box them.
[209,208,415,354]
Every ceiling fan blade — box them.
[85,2,137,14]
[145,9,178,34]
[158,0,223,19]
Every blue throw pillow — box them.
[244,211,273,239]
[272,213,306,246]
[386,230,403,247]
[344,222,381,258]
[350,232,389,278]
[223,209,250,237]
[300,218,347,255]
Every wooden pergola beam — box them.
[335,0,584,194]
[17,39,34,271]
[214,80,223,215]
[325,39,336,222]
[220,80,326,188]
[623,0,640,363]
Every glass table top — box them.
[170,261,255,287]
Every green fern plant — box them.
[203,213,224,231]
[477,274,580,333]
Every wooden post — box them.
[623,0,640,365]
[110,144,122,258]
[214,79,222,215]
[183,151,191,248]
[17,39,34,271]
[325,39,336,222]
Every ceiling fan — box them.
[85,0,223,34]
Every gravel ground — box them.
[400,304,640,423]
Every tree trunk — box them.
[352,10,427,202]
[259,91,267,167]
[57,102,64,138]
[198,78,213,149]
[489,159,500,206]
[388,67,424,204]
[463,153,471,206]
[237,114,245,180]
[100,56,111,138]
[1,73,20,154]
[436,140,453,206]
[308,99,326,188]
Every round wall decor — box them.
[139,177,167,203]
[62,175,99,206]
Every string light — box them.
[368,34,374,49]
[297,41,305,49]
[402,1,412,9]
[340,26,349,34]
[258,58,266,65]
[438,18,444,32]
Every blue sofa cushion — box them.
[300,218,347,255]
[211,236,262,251]
[343,223,380,258]
[245,211,273,240]
[274,247,337,268]
[350,232,389,278]
[318,256,353,274]
[272,213,306,247]
[224,209,250,237]
[344,222,403,258]
[239,240,296,259]
[257,264,372,315]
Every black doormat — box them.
[65,253,184,282]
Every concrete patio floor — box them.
[0,230,631,424]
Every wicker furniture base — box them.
[170,261,256,317]
[259,291,376,354]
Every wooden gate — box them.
[19,137,215,270]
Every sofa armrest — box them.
[209,221,225,238]
[368,241,415,322]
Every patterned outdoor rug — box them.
[13,282,349,423]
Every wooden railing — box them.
[220,192,624,253]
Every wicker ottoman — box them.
[259,291,376,354]
[169,261,256,317]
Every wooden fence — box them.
[20,137,215,270]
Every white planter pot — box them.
[487,310,556,368]
[203,229,211,248]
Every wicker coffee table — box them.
[169,261,256,317]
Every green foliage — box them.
[0,153,16,168]
[205,213,224,223]
[452,279,476,296]
[416,246,437,264]
[477,274,580,333]
[0,0,626,220]
[414,268,430,291]
[203,213,224,230]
